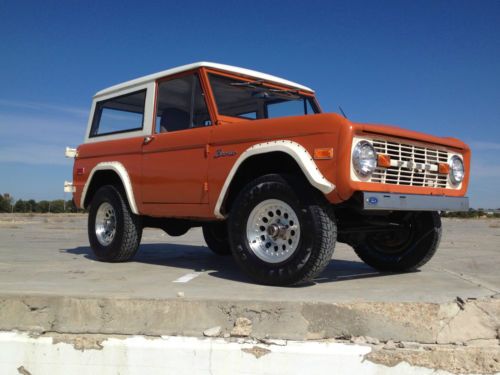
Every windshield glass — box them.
[208,74,319,120]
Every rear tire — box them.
[228,174,336,286]
[352,211,441,271]
[202,222,231,256]
[88,185,142,262]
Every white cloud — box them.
[0,111,86,165]
[0,113,85,144]
[470,141,500,151]
[0,99,88,118]
[0,143,74,165]
[471,154,500,178]
[471,164,500,178]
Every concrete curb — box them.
[1,294,498,344]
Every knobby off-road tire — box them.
[202,221,231,256]
[88,185,143,262]
[228,174,337,286]
[353,211,441,272]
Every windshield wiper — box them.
[268,88,301,99]
[230,81,301,99]
[269,88,300,94]
[229,80,264,88]
[269,88,300,96]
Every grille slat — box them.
[371,139,449,188]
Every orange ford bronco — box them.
[65,62,470,286]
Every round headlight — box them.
[353,140,377,177]
[449,155,464,184]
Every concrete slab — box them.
[0,214,499,344]
[0,214,498,302]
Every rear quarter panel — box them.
[73,137,143,210]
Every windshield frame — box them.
[202,68,321,124]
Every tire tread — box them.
[88,185,142,262]
[352,212,441,271]
[228,174,336,285]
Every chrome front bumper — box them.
[362,192,469,212]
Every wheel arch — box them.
[81,162,139,214]
[214,140,335,218]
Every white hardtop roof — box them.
[94,61,314,97]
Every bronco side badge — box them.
[214,149,237,159]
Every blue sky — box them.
[0,0,499,208]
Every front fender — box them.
[213,140,335,218]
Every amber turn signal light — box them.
[377,154,391,168]
[438,163,450,174]
[313,148,334,160]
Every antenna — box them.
[338,105,348,119]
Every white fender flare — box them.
[214,140,335,218]
[80,162,139,215]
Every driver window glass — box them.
[155,74,210,133]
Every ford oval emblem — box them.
[368,197,378,205]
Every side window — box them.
[267,99,305,119]
[156,74,210,133]
[90,90,146,137]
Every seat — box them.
[160,108,190,133]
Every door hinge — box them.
[203,182,209,192]
[205,144,210,158]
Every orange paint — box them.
[72,65,470,219]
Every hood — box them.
[350,121,469,151]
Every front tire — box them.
[352,211,441,271]
[88,185,142,262]
[228,174,336,286]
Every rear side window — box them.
[90,90,146,137]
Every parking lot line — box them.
[173,273,200,283]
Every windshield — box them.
[208,74,319,120]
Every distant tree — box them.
[27,200,37,212]
[50,200,65,213]
[0,195,83,214]
[0,195,7,212]
[0,194,13,213]
[37,200,50,213]
[14,199,28,213]
[65,200,77,213]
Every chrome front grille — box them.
[371,139,449,188]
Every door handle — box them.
[143,136,155,145]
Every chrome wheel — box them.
[95,202,116,246]
[246,199,301,263]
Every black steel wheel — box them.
[352,211,441,271]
